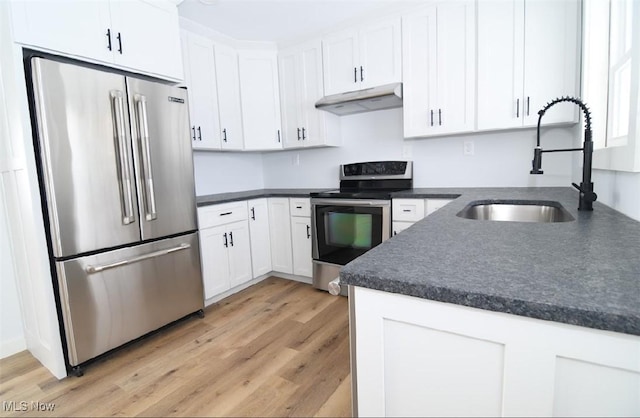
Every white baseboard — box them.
[203,272,313,307]
[0,336,26,359]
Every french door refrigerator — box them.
[29,56,204,372]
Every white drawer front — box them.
[393,199,425,222]
[425,198,454,216]
[289,197,311,217]
[198,201,248,229]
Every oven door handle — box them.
[310,198,391,207]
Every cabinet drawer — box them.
[289,198,311,217]
[392,199,425,222]
[198,201,248,229]
[425,198,454,216]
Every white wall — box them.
[592,170,640,221]
[193,151,265,195]
[262,109,577,189]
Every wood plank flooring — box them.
[0,277,351,417]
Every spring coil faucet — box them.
[530,96,597,211]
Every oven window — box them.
[327,213,373,248]
[314,204,386,265]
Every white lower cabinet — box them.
[353,286,640,417]
[198,202,252,299]
[392,198,455,235]
[267,198,293,274]
[289,198,312,278]
[247,198,272,278]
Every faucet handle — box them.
[572,182,598,203]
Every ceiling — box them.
[178,0,418,43]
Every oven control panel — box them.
[341,161,412,179]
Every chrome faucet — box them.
[530,96,597,211]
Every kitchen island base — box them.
[351,286,640,417]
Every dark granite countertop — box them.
[196,188,330,207]
[341,187,640,336]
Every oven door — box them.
[311,199,391,266]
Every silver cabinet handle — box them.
[516,98,520,118]
[302,127,306,140]
[110,90,135,225]
[86,243,190,273]
[135,94,157,221]
[297,128,301,141]
[526,96,530,116]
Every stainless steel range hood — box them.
[315,83,402,116]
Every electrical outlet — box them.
[463,141,475,156]
[402,144,413,159]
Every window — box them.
[583,0,640,172]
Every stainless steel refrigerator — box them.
[29,57,204,372]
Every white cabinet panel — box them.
[109,0,183,80]
[279,41,340,149]
[322,29,359,96]
[248,198,272,278]
[200,225,231,299]
[239,50,282,151]
[425,198,454,216]
[477,0,580,131]
[359,17,402,89]
[290,216,312,278]
[11,0,182,80]
[227,220,252,288]
[353,286,640,417]
[182,31,220,150]
[215,44,244,150]
[322,17,401,96]
[392,221,414,236]
[403,2,475,138]
[268,198,293,274]
[10,1,113,63]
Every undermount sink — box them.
[456,200,575,223]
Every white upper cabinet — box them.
[238,50,282,151]
[403,1,476,138]
[182,31,221,150]
[278,41,340,149]
[322,16,401,95]
[10,0,183,81]
[477,0,580,131]
[215,44,244,150]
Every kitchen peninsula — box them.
[341,187,640,417]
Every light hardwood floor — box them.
[0,277,351,417]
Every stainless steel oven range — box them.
[310,161,413,294]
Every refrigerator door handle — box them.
[135,94,157,221]
[111,90,135,225]
[85,243,191,273]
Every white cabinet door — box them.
[291,217,312,277]
[200,225,230,299]
[215,44,244,150]
[425,198,454,216]
[298,43,326,147]
[183,32,221,150]
[109,0,183,80]
[322,28,359,95]
[268,198,293,274]
[477,0,525,131]
[239,50,282,151]
[278,51,301,148]
[522,0,580,126]
[322,18,401,96]
[248,198,272,278]
[227,220,252,288]
[279,41,338,149]
[403,2,475,138]
[477,0,580,131]
[392,221,414,236]
[10,1,113,63]
[359,17,402,89]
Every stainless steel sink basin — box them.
[456,200,575,223]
